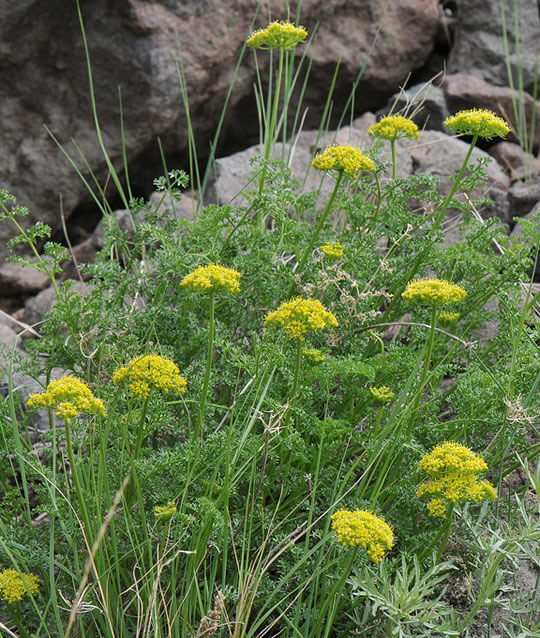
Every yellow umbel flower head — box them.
[444,109,510,140]
[320,242,343,259]
[0,569,40,604]
[27,376,106,423]
[417,442,497,518]
[302,347,327,365]
[181,264,241,294]
[247,20,307,50]
[264,297,338,340]
[331,509,394,563]
[154,501,177,523]
[113,354,187,400]
[402,278,466,306]
[368,115,419,141]
[312,145,376,177]
[369,386,395,404]
[419,441,488,474]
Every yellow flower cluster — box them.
[264,297,338,340]
[439,310,461,324]
[27,376,106,423]
[247,20,308,50]
[181,264,241,294]
[417,442,497,518]
[369,386,395,404]
[302,347,327,365]
[320,241,343,259]
[402,278,466,306]
[368,115,420,141]
[113,354,187,399]
[0,569,40,604]
[154,500,177,522]
[331,509,394,563]
[444,109,510,140]
[312,145,376,176]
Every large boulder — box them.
[448,0,540,93]
[0,0,440,265]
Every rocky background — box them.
[0,0,539,323]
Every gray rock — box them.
[509,177,540,220]
[448,0,540,94]
[0,0,441,266]
[0,262,51,296]
[489,141,540,180]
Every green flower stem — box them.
[197,289,215,442]
[390,138,397,180]
[309,545,358,638]
[291,340,303,400]
[373,406,384,438]
[7,602,31,638]
[133,397,150,459]
[418,503,455,562]
[408,305,438,433]
[431,134,478,234]
[436,504,455,562]
[257,47,285,231]
[372,171,383,221]
[63,419,93,546]
[292,170,344,294]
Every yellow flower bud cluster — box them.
[417,442,497,518]
[439,310,461,324]
[368,115,419,141]
[113,354,187,400]
[444,109,510,140]
[302,347,327,365]
[181,264,241,294]
[331,509,394,563]
[264,297,338,340]
[27,376,106,423]
[312,145,376,176]
[0,569,40,604]
[402,278,466,306]
[369,386,395,404]
[154,500,177,522]
[320,241,343,259]
[247,21,307,50]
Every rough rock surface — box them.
[448,0,540,93]
[0,0,440,265]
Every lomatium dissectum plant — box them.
[401,278,467,431]
[0,569,40,604]
[113,354,187,456]
[27,376,106,423]
[265,297,338,399]
[247,20,308,229]
[418,442,496,559]
[430,108,511,233]
[320,241,343,260]
[181,264,241,440]
[294,145,376,282]
[368,114,419,179]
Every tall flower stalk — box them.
[181,264,241,441]
[247,20,308,230]
[431,109,510,233]
[368,114,419,180]
[417,442,497,560]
